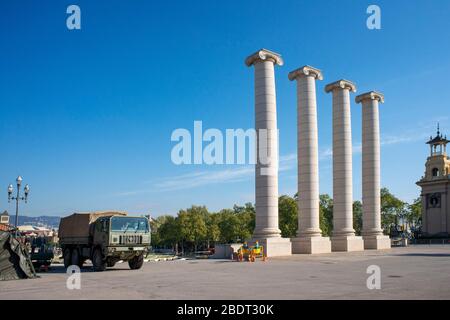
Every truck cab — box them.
[95,215,151,269]
[59,212,151,271]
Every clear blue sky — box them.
[1,0,449,217]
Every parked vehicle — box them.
[29,236,54,269]
[59,211,150,271]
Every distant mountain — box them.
[16,215,61,229]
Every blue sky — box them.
[1,0,449,217]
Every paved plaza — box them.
[1,245,449,300]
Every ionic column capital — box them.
[288,65,323,81]
[245,48,284,67]
[355,91,384,104]
[324,79,356,93]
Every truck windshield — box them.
[110,217,149,233]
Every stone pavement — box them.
[1,245,449,299]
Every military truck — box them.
[59,211,150,271]
[29,236,54,269]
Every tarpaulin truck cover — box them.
[58,211,127,242]
[0,231,37,281]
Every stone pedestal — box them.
[325,80,364,252]
[245,48,292,257]
[291,236,332,254]
[363,235,391,250]
[249,237,292,257]
[211,244,243,259]
[355,91,391,251]
[331,235,365,252]
[288,66,331,254]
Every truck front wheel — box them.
[63,248,72,268]
[92,248,106,272]
[128,254,144,270]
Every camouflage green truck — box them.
[58,212,150,271]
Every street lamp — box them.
[7,176,30,236]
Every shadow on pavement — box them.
[43,264,133,274]
[392,253,450,257]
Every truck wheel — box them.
[92,248,106,272]
[63,248,72,268]
[128,254,144,270]
[71,249,81,268]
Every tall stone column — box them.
[288,66,331,254]
[325,80,364,252]
[245,49,291,257]
[355,91,391,250]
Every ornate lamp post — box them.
[7,176,30,235]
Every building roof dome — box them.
[426,124,449,145]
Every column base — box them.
[291,236,331,254]
[331,235,364,252]
[249,237,292,257]
[363,235,391,250]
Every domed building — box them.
[0,211,10,232]
[416,125,450,238]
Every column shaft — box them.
[254,60,280,238]
[356,91,390,250]
[289,66,331,254]
[332,88,355,236]
[326,80,363,252]
[361,98,383,236]
[296,75,321,236]
[245,49,291,257]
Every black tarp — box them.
[0,231,37,280]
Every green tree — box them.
[278,195,297,237]
[233,203,255,215]
[178,206,208,252]
[381,188,407,234]
[226,203,255,242]
[205,213,221,249]
[149,216,163,248]
[353,200,363,235]
[407,197,422,227]
[319,194,333,237]
[233,203,255,237]
[217,209,240,243]
[157,215,181,253]
[236,213,254,242]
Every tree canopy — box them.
[150,188,421,254]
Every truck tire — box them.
[128,254,144,270]
[63,248,72,268]
[107,259,117,268]
[71,249,83,268]
[92,248,106,272]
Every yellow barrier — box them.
[235,244,267,262]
